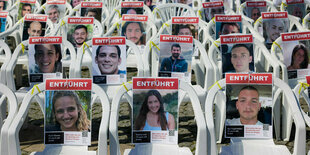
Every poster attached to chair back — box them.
[132,77,179,144]
[306,76,310,99]
[46,0,66,24]
[215,15,242,40]
[18,0,36,20]
[220,34,254,78]
[67,17,94,49]
[80,2,103,22]
[262,12,289,48]
[0,11,8,33]
[281,32,310,80]
[121,2,144,15]
[225,73,273,138]
[0,0,8,11]
[22,14,48,41]
[158,35,193,82]
[44,79,92,145]
[92,37,127,84]
[28,36,63,83]
[245,1,267,22]
[286,0,305,20]
[171,16,199,40]
[121,14,148,51]
[202,1,225,23]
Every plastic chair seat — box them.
[30,145,96,155]
[124,144,192,155]
[220,139,291,155]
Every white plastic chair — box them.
[0,39,12,85]
[204,15,264,48]
[74,39,144,102]
[0,83,18,155]
[7,82,110,155]
[152,3,196,29]
[292,81,310,127]
[109,81,207,155]
[104,3,153,29]
[207,35,282,142]
[144,38,215,104]
[5,40,76,103]
[205,77,306,155]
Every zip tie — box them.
[152,8,159,15]
[18,19,24,24]
[198,10,202,19]
[21,43,25,54]
[43,6,45,9]
[212,17,215,24]
[150,41,160,51]
[113,22,120,30]
[115,9,121,18]
[272,41,282,51]
[239,4,245,12]
[208,81,222,90]
[122,81,132,92]
[281,2,287,11]
[74,8,79,11]
[254,18,262,25]
[299,82,309,95]
[303,18,310,25]
[31,84,41,95]
[161,23,170,29]
[213,40,220,48]
[61,20,65,26]
[82,42,89,54]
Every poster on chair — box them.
[46,0,66,24]
[22,14,47,41]
[18,0,36,20]
[92,37,127,84]
[286,0,305,20]
[220,34,254,78]
[262,12,289,46]
[28,36,63,83]
[281,31,310,79]
[202,1,225,23]
[306,76,310,99]
[132,77,179,144]
[0,12,8,32]
[0,0,8,11]
[158,35,193,82]
[171,16,198,40]
[121,14,147,51]
[245,1,267,22]
[215,15,242,40]
[80,2,103,22]
[225,73,273,138]
[67,17,94,49]
[44,79,92,145]
[121,2,144,15]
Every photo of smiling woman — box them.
[134,90,176,131]
[287,44,309,70]
[30,44,62,74]
[45,91,91,131]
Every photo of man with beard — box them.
[160,43,188,72]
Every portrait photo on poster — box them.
[225,83,273,138]
[221,43,254,77]
[158,35,193,82]
[67,20,93,49]
[172,23,198,40]
[245,2,267,22]
[18,2,35,20]
[0,16,6,33]
[282,40,310,79]
[46,3,66,24]
[28,39,63,83]
[132,86,178,144]
[121,21,146,46]
[263,18,288,44]
[121,7,144,15]
[22,20,46,41]
[44,80,92,146]
[287,3,305,20]
[92,38,127,84]
[0,1,8,11]
[215,21,242,40]
[203,6,225,22]
[80,2,103,22]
